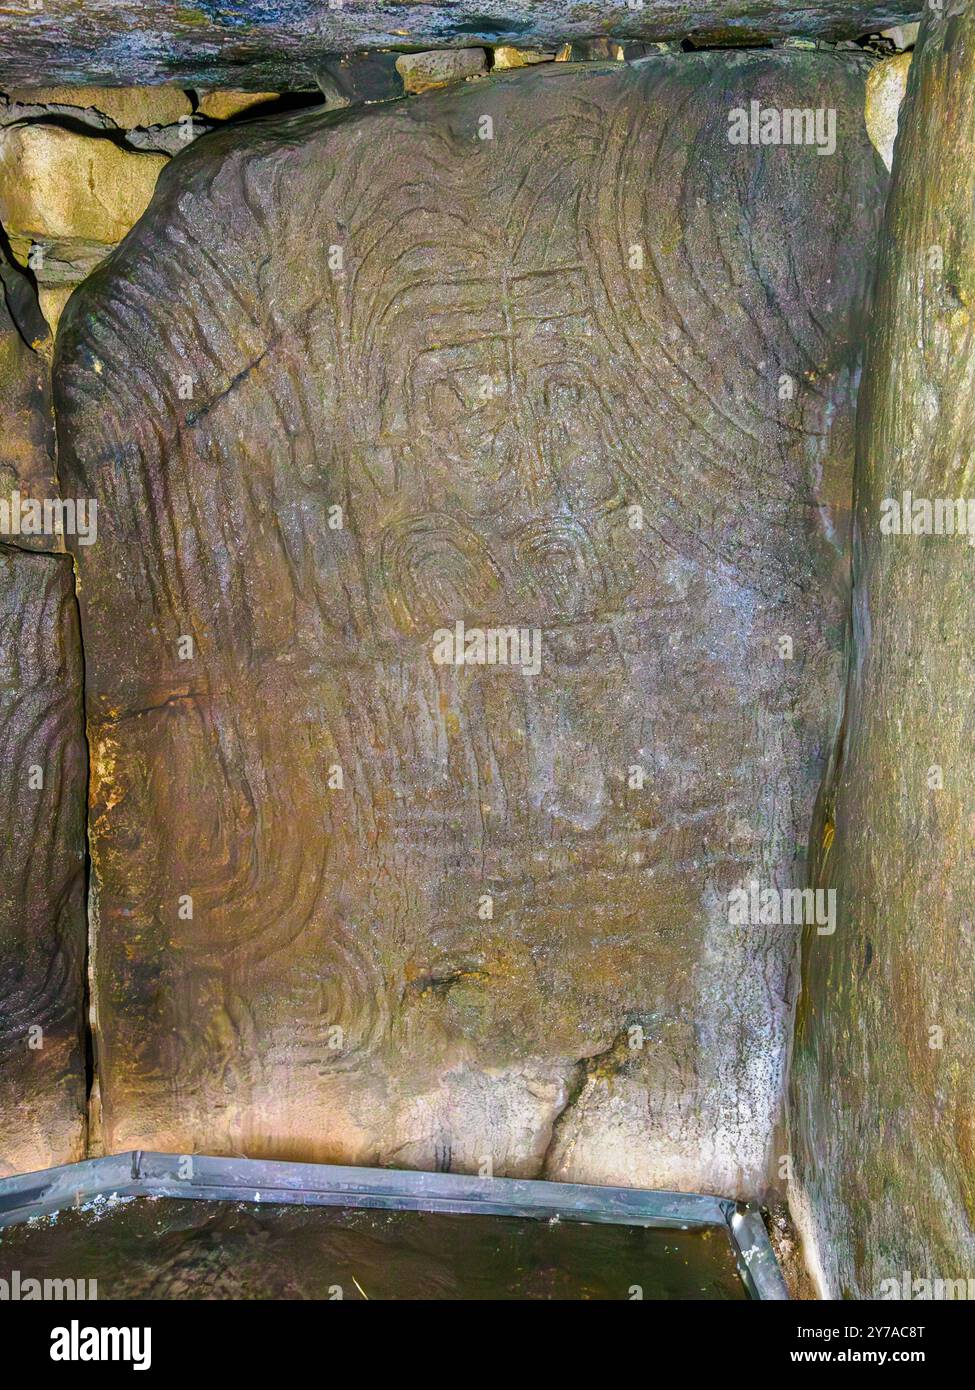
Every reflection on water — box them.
[0,1197,748,1300]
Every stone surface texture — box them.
[0,124,168,284]
[55,54,885,1191]
[865,49,912,169]
[0,545,88,1176]
[0,280,57,529]
[4,86,191,129]
[396,50,488,95]
[0,3,923,88]
[195,91,280,122]
[881,21,921,47]
[492,47,556,70]
[37,286,75,339]
[791,4,975,1298]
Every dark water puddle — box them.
[0,1197,748,1300]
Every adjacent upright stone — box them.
[0,278,57,536]
[791,6,975,1297]
[56,54,885,1189]
[0,546,87,1176]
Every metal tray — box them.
[0,1150,788,1300]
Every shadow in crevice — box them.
[0,229,48,352]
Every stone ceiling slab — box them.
[0,2,923,89]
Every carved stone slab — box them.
[56,54,885,1192]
